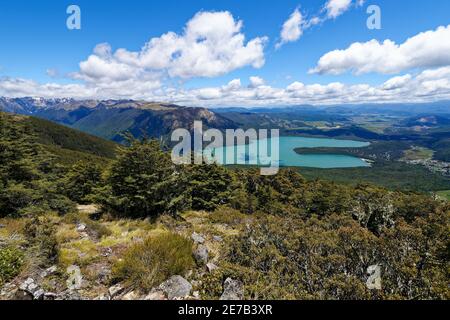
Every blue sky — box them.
[1,0,450,106]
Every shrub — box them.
[0,246,24,285]
[208,206,248,226]
[183,163,234,212]
[25,216,59,266]
[0,183,35,217]
[0,180,76,218]
[61,161,103,204]
[112,232,194,290]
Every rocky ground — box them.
[0,207,246,300]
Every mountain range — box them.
[0,97,236,142]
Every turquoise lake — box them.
[205,136,371,169]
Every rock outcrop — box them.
[220,278,244,300]
[159,275,192,300]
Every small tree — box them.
[98,137,182,218]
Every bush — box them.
[0,181,76,218]
[0,183,35,217]
[183,163,234,212]
[112,232,194,290]
[61,161,103,204]
[0,246,24,285]
[25,216,59,266]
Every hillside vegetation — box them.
[1,113,118,166]
[0,112,449,300]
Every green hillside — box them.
[3,112,118,166]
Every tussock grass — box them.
[112,232,194,290]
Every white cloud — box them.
[75,11,267,82]
[249,76,265,88]
[416,66,450,81]
[311,25,450,75]
[325,0,353,19]
[3,65,450,105]
[382,74,412,90]
[195,87,223,100]
[276,8,304,48]
[0,77,161,100]
[222,79,242,91]
[276,1,362,48]
[2,11,450,107]
[286,81,305,91]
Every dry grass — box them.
[112,232,194,290]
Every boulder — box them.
[159,275,192,300]
[220,278,243,300]
[56,290,82,300]
[366,264,382,290]
[18,278,44,300]
[66,265,83,291]
[206,263,218,273]
[0,283,18,300]
[193,245,209,265]
[213,235,223,242]
[108,284,125,299]
[40,265,58,278]
[191,232,205,244]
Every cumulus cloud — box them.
[2,10,450,107]
[74,11,267,83]
[310,25,450,75]
[222,79,242,91]
[325,0,353,19]
[249,76,265,88]
[382,74,412,90]
[2,67,450,105]
[0,77,161,100]
[276,8,304,48]
[416,66,450,81]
